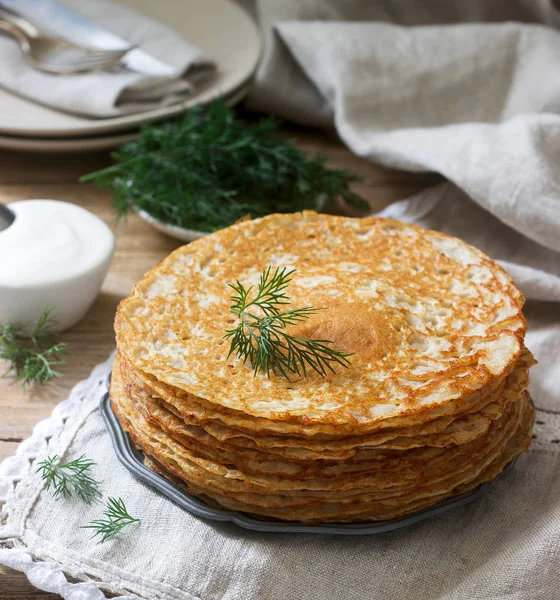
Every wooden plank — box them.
[0,150,111,185]
[0,566,61,599]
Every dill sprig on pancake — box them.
[81,101,369,233]
[0,307,67,387]
[224,266,352,380]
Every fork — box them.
[0,6,130,75]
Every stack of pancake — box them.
[111,212,534,523]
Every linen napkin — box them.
[0,0,215,117]
[3,1,560,599]
[1,352,559,600]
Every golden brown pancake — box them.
[111,211,534,523]
[116,212,526,432]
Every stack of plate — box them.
[110,212,534,523]
[0,0,260,152]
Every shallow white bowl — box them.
[0,200,114,333]
[136,209,207,242]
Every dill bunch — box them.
[0,307,67,387]
[36,454,102,504]
[82,497,140,544]
[225,267,352,380]
[81,101,369,233]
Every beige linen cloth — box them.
[0,0,214,117]
[2,1,560,598]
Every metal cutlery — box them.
[0,203,15,232]
[0,0,176,76]
[0,6,130,75]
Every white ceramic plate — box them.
[0,0,261,138]
[0,82,251,152]
[0,130,139,152]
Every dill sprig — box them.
[0,307,68,387]
[82,497,140,544]
[224,267,352,380]
[36,454,102,504]
[81,100,369,233]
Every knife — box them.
[0,0,176,76]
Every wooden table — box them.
[0,127,438,598]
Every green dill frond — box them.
[0,307,68,387]
[81,100,369,233]
[36,454,101,504]
[82,497,140,544]
[224,267,352,380]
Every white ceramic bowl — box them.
[0,200,114,333]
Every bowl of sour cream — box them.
[0,199,114,333]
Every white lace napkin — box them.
[0,0,215,117]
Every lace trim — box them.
[0,353,140,600]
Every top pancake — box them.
[115,211,526,429]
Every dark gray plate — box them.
[100,391,516,535]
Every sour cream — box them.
[0,200,114,332]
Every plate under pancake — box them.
[100,386,519,535]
